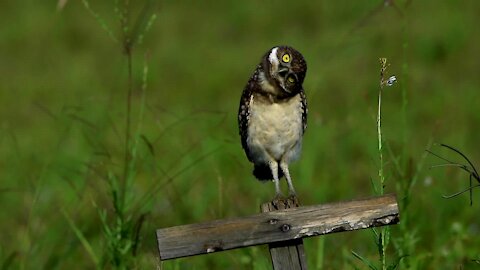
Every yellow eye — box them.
[282,54,290,63]
[287,75,295,83]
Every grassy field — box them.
[1,0,480,269]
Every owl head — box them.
[261,46,307,96]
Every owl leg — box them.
[268,161,282,199]
[280,162,296,197]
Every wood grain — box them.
[156,194,399,260]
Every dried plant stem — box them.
[378,58,386,196]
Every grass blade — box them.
[62,209,100,269]
[352,250,378,270]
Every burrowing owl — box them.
[238,46,307,199]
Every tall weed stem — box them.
[378,57,388,270]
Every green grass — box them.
[1,0,480,269]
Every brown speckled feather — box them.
[299,88,308,133]
[238,65,262,162]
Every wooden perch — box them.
[156,194,399,261]
[261,198,307,270]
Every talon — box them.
[272,193,285,209]
[287,194,299,207]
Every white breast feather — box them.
[247,94,303,164]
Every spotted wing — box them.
[300,88,308,133]
[238,72,258,162]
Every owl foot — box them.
[272,193,285,209]
[287,194,300,207]
[270,194,300,209]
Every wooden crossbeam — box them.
[156,194,399,261]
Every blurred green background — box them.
[1,0,480,269]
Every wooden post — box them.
[156,194,399,266]
[261,198,306,270]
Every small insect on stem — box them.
[427,144,480,205]
[379,58,397,88]
[386,76,397,86]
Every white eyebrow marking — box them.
[268,47,279,66]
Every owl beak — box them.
[277,67,289,78]
[277,68,297,93]
[276,67,288,92]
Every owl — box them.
[238,46,307,200]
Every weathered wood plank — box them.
[156,194,399,260]
[261,198,307,270]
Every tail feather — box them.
[253,164,284,181]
